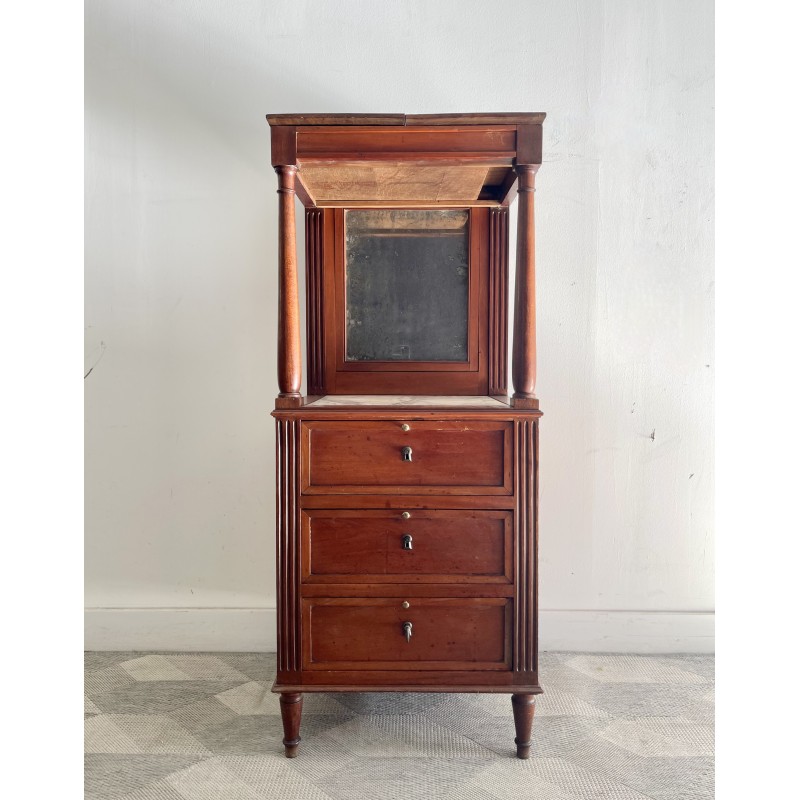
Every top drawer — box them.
[301,420,513,495]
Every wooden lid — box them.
[267,113,546,127]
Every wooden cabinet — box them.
[268,113,544,759]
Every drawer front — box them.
[302,509,512,584]
[303,598,511,670]
[302,420,512,495]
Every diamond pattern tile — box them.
[598,718,714,758]
[119,656,195,683]
[85,651,713,799]
[565,655,707,685]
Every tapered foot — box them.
[279,692,303,758]
[511,693,535,759]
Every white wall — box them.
[85,0,714,652]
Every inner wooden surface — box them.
[299,164,495,204]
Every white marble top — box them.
[307,395,509,408]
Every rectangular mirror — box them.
[344,209,470,362]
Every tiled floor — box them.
[85,652,714,799]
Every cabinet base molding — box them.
[272,682,543,694]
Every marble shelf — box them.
[305,395,510,408]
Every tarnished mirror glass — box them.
[345,209,469,362]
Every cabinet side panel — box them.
[489,208,509,396]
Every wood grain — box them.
[276,418,301,673]
[489,207,509,396]
[511,165,537,406]
[325,207,489,396]
[302,420,512,495]
[303,597,511,671]
[514,418,538,673]
[297,127,517,158]
[511,693,536,759]
[301,509,512,584]
[279,692,303,758]
[298,164,489,204]
[275,166,302,405]
[269,114,545,759]
[267,113,546,127]
[305,209,326,396]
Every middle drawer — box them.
[301,420,513,495]
[301,509,513,584]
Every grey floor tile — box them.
[85,754,206,799]
[91,680,245,715]
[86,652,138,672]
[219,653,278,683]
[192,713,286,755]
[334,691,451,716]
[320,756,494,800]
[610,756,714,800]
[84,651,714,800]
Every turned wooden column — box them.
[511,693,536,759]
[279,692,303,758]
[275,165,302,407]
[511,164,538,408]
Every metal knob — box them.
[401,511,411,520]
[402,621,413,643]
[402,534,413,550]
[401,600,410,609]
[401,446,413,462]
[401,423,411,432]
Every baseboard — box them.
[539,610,714,654]
[84,608,277,652]
[85,607,714,654]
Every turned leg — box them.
[279,692,303,758]
[511,693,535,759]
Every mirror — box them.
[345,209,470,362]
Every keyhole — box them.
[402,534,413,550]
[401,446,413,462]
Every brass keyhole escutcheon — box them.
[402,534,413,551]
[402,621,413,642]
[401,446,413,462]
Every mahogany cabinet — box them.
[267,113,544,758]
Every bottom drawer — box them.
[303,597,511,671]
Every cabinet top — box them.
[266,113,546,127]
[268,113,545,207]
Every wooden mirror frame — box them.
[306,207,494,396]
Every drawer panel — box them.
[302,509,512,583]
[303,598,511,670]
[302,420,512,494]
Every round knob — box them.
[401,423,411,432]
[401,601,410,609]
[401,511,411,519]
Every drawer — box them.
[301,509,512,584]
[303,597,511,670]
[301,420,512,495]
